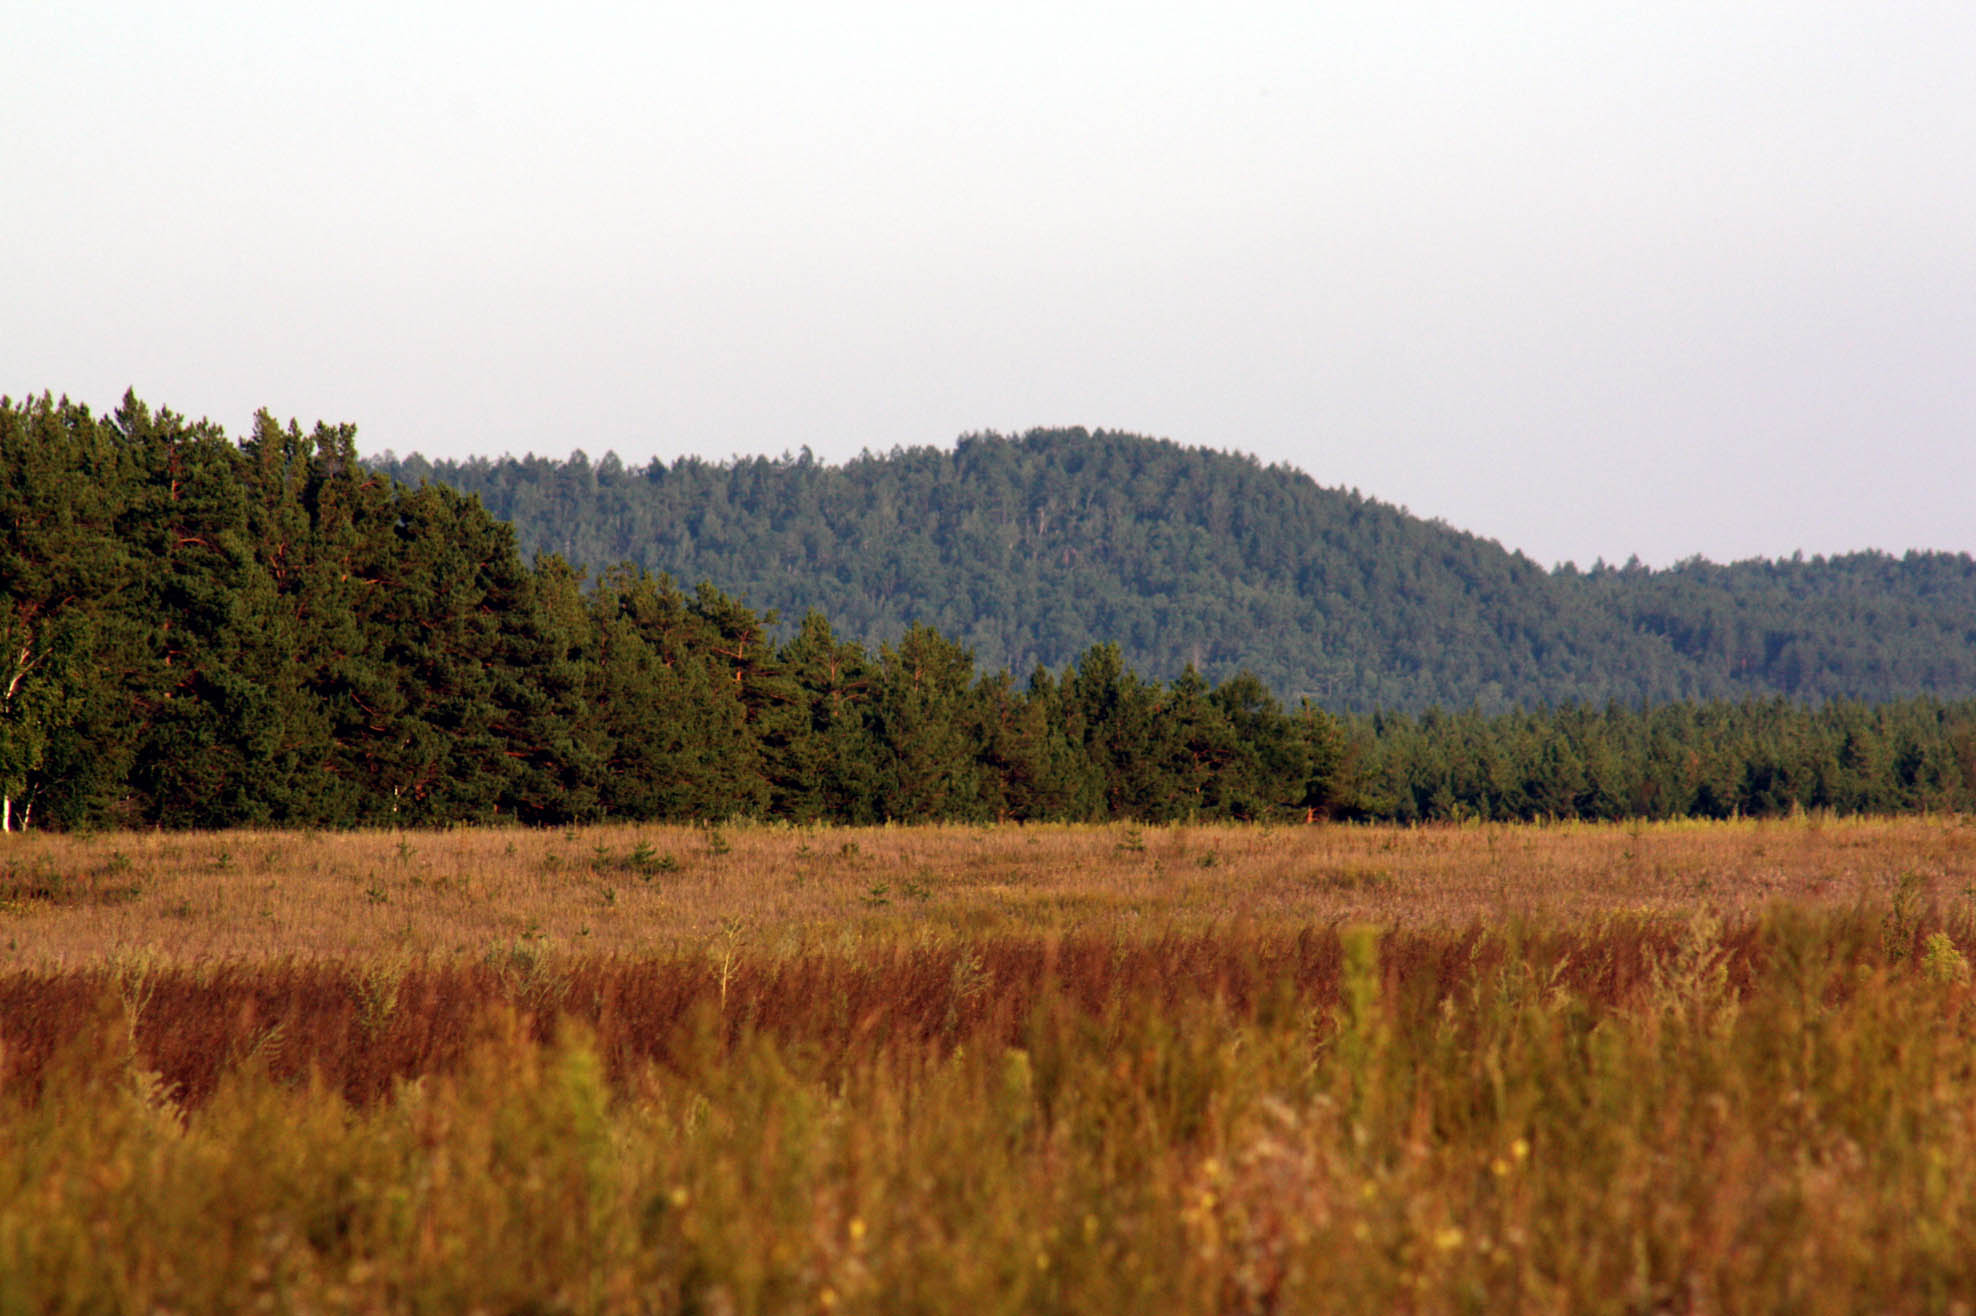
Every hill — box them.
[8,395,1975,829]
[374,431,1976,710]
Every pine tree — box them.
[868,625,987,820]
[776,611,879,821]
[0,396,158,827]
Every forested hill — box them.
[8,393,1976,831]
[375,431,1976,711]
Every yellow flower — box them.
[848,1216,867,1243]
[1511,1138,1530,1162]
[1434,1226,1465,1252]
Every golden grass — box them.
[5,817,1976,1312]
[3,813,1973,967]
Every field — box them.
[4,817,1976,1313]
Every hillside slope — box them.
[374,430,1976,710]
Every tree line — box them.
[375,430,1976,712]
[1340,699,1976,823]
[5,393,1975,831]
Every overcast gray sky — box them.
[6,1,1971,568]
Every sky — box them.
[6,1,1972,569]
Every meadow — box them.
[4,817,1975,1313]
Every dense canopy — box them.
[6,394,1975,830]
[377,430,1976,711]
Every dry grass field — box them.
[5,816,1976,1313]
[6,813,1973,965]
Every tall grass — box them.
[3,819,1975,1311]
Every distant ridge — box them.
[374,430,1976,711]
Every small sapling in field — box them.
[627,842,678,878]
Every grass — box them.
[3,813,1973,966]
[3,816,1976,1312]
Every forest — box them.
[376,429,1976,711]
[6,392,1976,832]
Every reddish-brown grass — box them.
[6,819,1976,1312]
[3,911,1949,1111]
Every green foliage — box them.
[375,428,1976,711]
[8,394,1976,831]
[1336,698,1976,823]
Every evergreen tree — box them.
[776,611,879,821]
[867,625,987,821]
